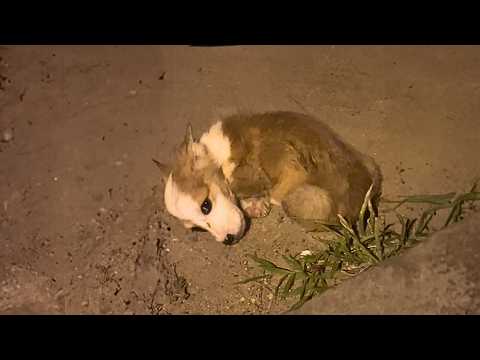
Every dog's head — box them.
[156,124,246,245]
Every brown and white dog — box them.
[155,111,382,245]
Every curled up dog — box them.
[154,111,382,245]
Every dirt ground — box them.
[1,45,479,314]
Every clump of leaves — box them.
[238,178,480,312]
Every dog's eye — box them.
[200,198,212,215]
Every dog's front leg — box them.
[229,164,272,218]
[240,196,272,218]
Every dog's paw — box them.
[240,197,271,218]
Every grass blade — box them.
[338,214,358,240]
[281,255,304,272]
[299,277,309,301]
[374,216,383,260]
[415,210,434,236]
[358,184,374,236]
[287,291,315,312]
[247,254,291,274]
[444,201,462,227]
[274,274,289,301]
[395,192,456,204]
[339,214,379,263]
[234,275,269,285]
[282,272,296,298]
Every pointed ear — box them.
[152,158,171,182]
[184,123,195,153]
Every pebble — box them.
[1,128,13,142]
[300,250,313,257]
[53,177,59,182]
[81,300,89,307]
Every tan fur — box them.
[221,111,382,224]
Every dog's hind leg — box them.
[281,184,337,230]
[269,165,308,206]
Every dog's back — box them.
[221,111,382,222]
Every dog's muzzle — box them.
[222,215,247,245]
[223,233,240,245]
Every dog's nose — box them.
[223,234,237,245]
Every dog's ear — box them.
[184,123,195,153]
[152,158,171,182]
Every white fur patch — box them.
[164,173,202,223]
[200,121,236,181]
[199,122,230,165]
[222,161,236,183]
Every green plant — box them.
[238,178,480,312]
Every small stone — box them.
[239,297,245,302]
[300,250,313,257]
[267,293,274,300]
[1,128,13,142]
[114,160,123,166]
[128,90,137,96]
[53,177,59,182]
[81,300,89,307]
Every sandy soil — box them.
[1,45,479,314]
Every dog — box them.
[154,111,382,245]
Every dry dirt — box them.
[1,45,479,314]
